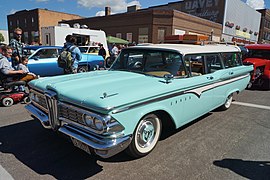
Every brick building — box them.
[7,8,83,45]
[61,0,260,44]
[61,7,222,44]
[257,9,270,43]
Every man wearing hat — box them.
[98,44,106,60]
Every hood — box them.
[243,58,268,67]
[29,70,176,113]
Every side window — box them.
[222,52,242,68]
[184,54,204,76]
[91,47,99,53]
[205,54,223,74]
[38,49,58,58]
[145,52,185,77]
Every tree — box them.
[0,33,5,43]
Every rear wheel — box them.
[219,94,233,111]
[78,65,89,73]
[106,57,114,68]
[247,81,253,89]
[126,113,162,158]
[2,97,14,107]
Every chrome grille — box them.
[58,103,85,125]
[45,90,59,130]
[30,89,48,113]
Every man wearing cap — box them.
[98,44,106,60]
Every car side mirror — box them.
[164,74,174,83]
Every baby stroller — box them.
[0,74,30,107]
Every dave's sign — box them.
[184,0,221,22]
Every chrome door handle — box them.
[207,76,214,80]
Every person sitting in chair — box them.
[0,45,25,82]
[0,45,36,89]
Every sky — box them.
[0,0,269,30]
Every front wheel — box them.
[126,113,162,158]
[219,94,233,111]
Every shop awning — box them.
[107,36,129,44]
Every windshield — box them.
[110,49,186,77]
[79,47,88,53]
[247,49,270,59]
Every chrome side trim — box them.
[25,104,51,129]
[45,90,59,130]
[59,125,132,158]
[112,73,250,114]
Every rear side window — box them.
[222,52,242,68]
[184,55,204,76]
[205,54,223,73]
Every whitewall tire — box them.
[126,113,162,158]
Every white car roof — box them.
[130,43,241,55]
[79,46,99,47]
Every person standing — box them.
[109,44,119,66]
[63,35,82,74]
[98,44,106,60]
[9,28,24,69]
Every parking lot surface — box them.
[0,88,270,179]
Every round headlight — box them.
[94,118,104,131]
[84,115,94,127]
[30,93,35,100]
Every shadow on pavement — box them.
[0,119,103,179]
[213,158,270,180]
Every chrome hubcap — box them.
[225,95,232,108]
[137,121,155,148]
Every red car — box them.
[243,44,270,88]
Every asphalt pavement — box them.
[0,88,270,180]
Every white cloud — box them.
[77,0,141,15]
[96,11,105,16]
[9,9,18,14]
[246,0,265,9]
[35,0,49,2]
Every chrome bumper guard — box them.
[25,104,51,129]
[25,103,132,158]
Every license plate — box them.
[71,137,91,155]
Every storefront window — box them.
[138,27,148,43]
[158,28,166,43]
[116,33,122,39]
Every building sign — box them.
[236,30,250,39]
[183,0,222,22]
[126,33,132,43]
[138,35,148,43]
[175,29,186,35]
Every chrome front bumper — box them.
[25,104,132,158]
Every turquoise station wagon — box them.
[25,43,253,158]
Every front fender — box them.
[110,101,177,136]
